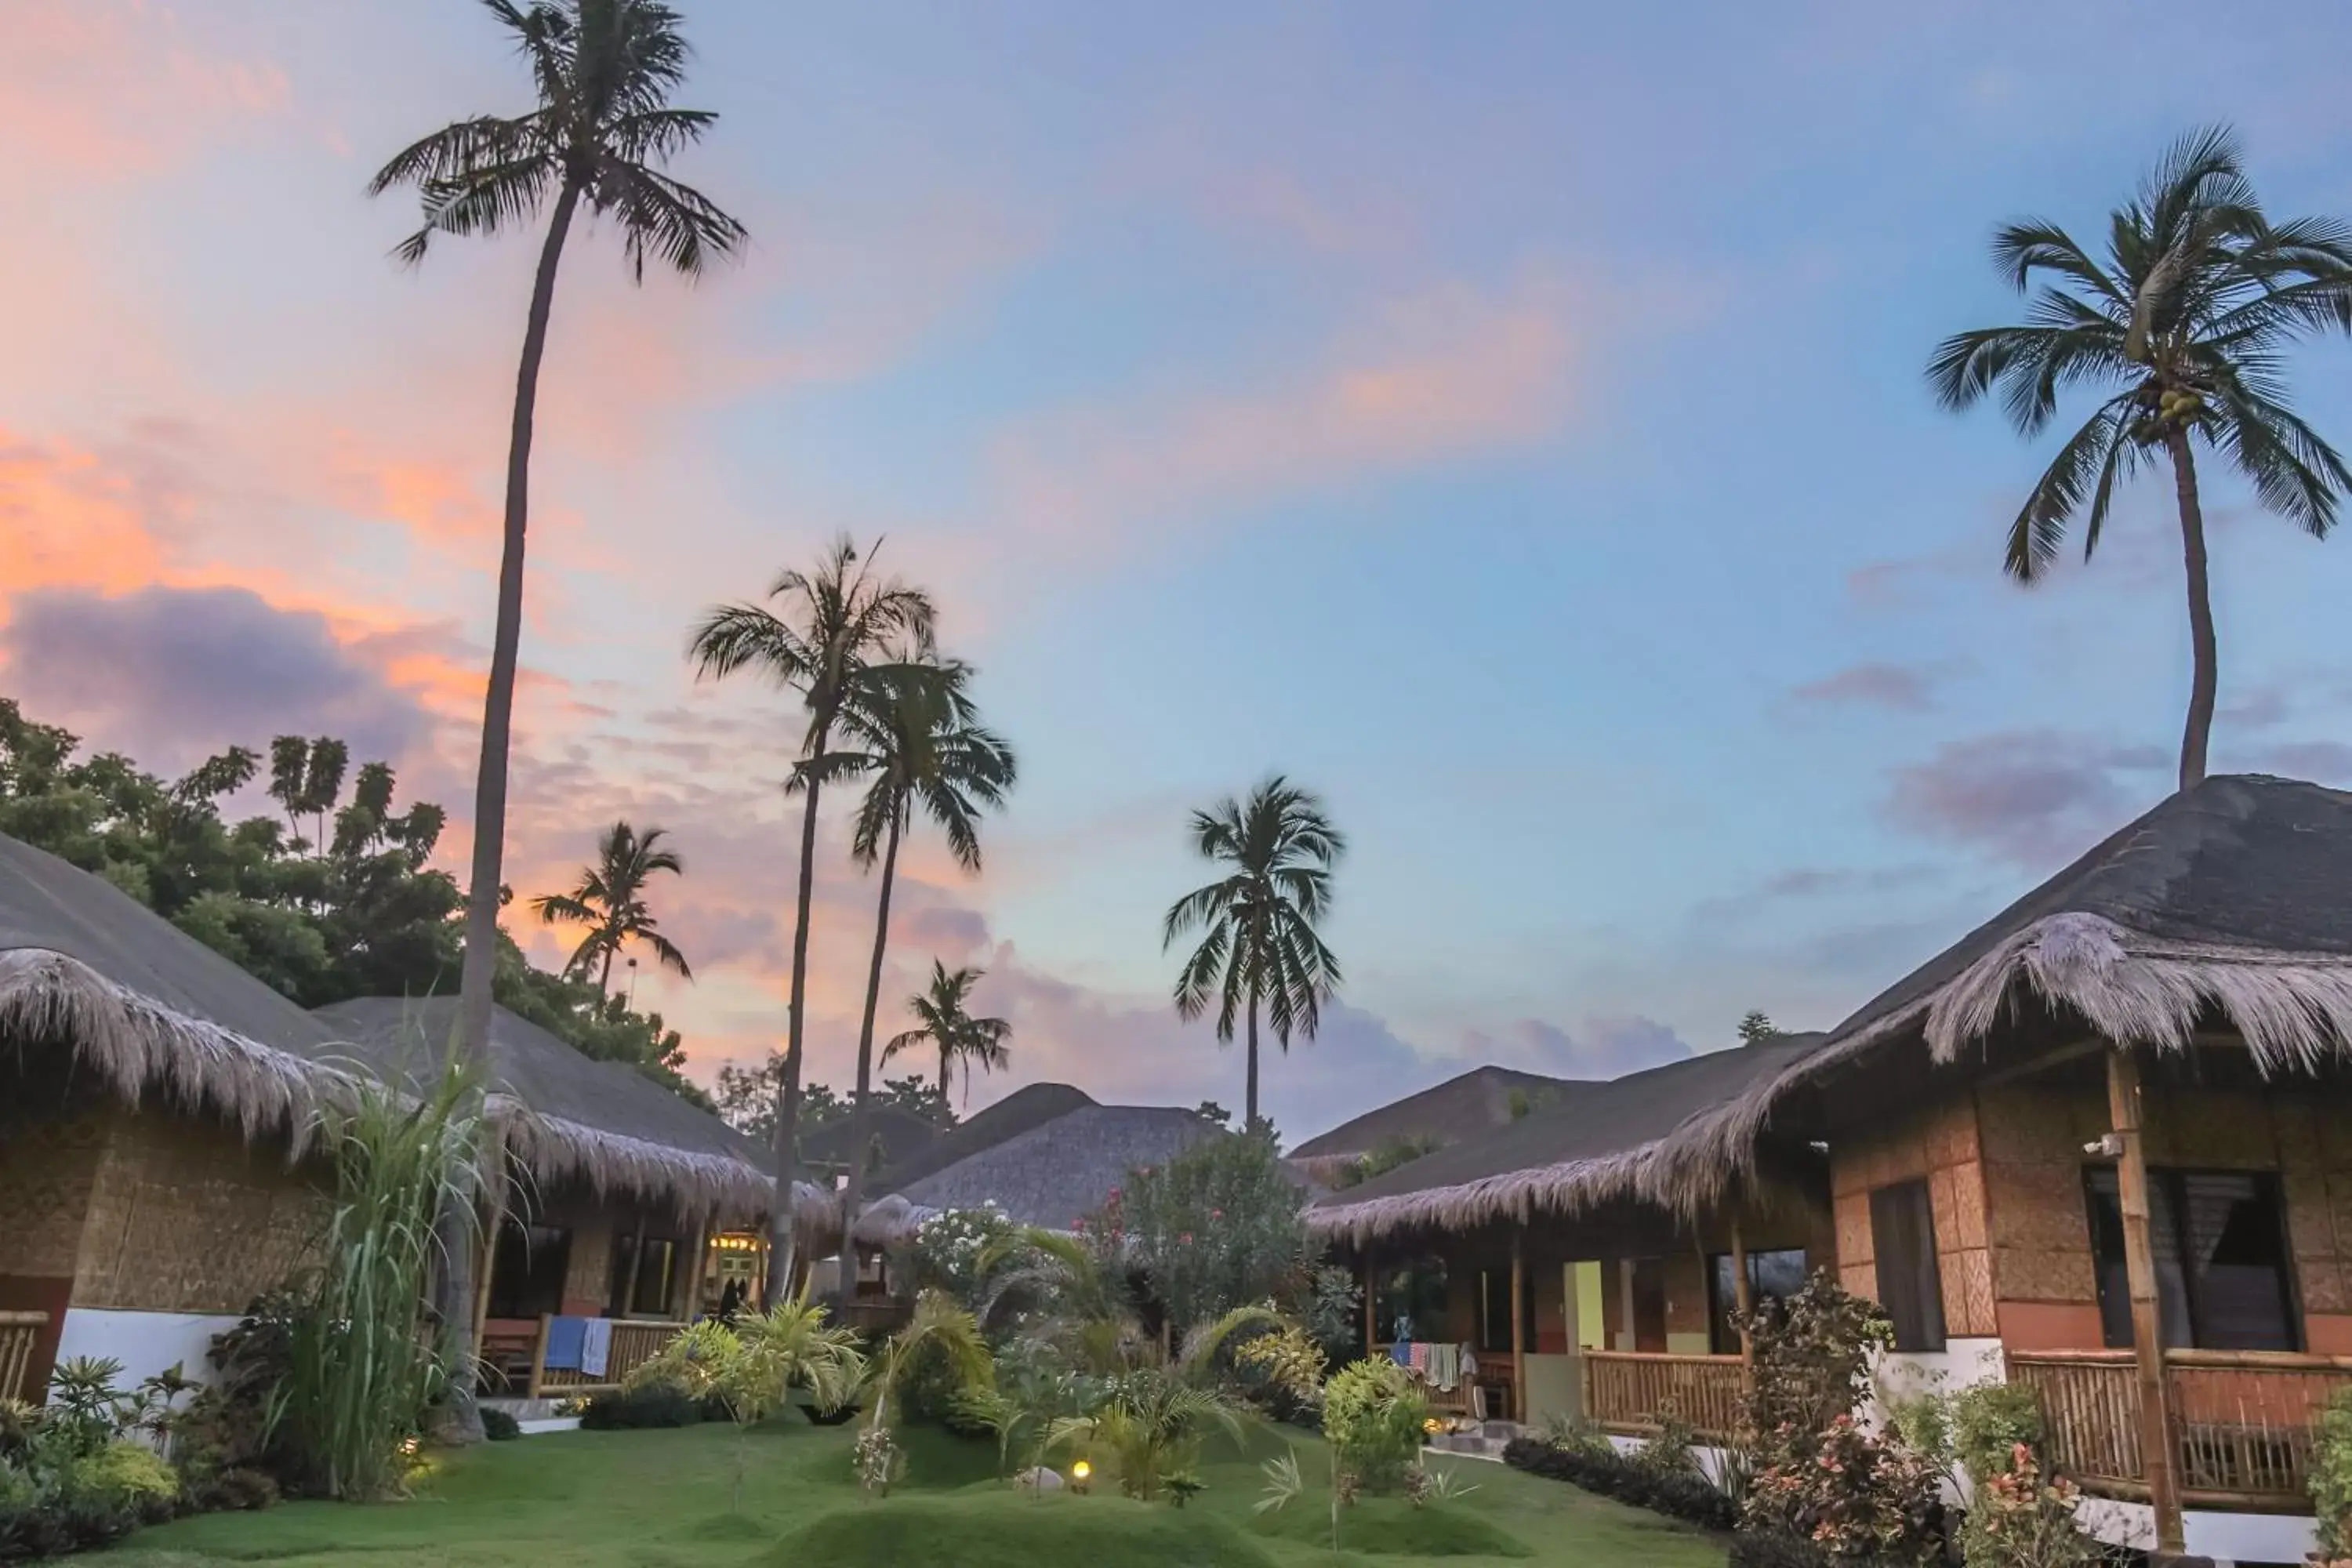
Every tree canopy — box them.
[0,698,707,1107]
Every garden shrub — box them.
[1744,1414,1940,1562]
[1501,1435,1740,1531]
[479,1406,521,1442]
[911,1203,1018,1312]
[580,1381,705,1429]
[1322,1360,1427,1496]
[1119,1133,1312,1336]
[1959,1443,2100,1568]
[1633,1416,1701,1476]
[2317,1385,2352,1563]
[1949,1383,2042,1486]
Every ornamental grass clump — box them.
[2316,1385,2352,1566]
[280,1059,485,1501]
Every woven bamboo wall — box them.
[71,1109,328,1314]
[0,1108,106,1276]
[1831,1094,1998,1338]
[1976,1077,2352,1348]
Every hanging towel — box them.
[1428,1343,1459,1392]
[1408,1341,1432,1377]
[1388,1339,1412,1368]
[542,1316,586,1372]
[1460,1345,1477,1381]
[580,1316,614,1379]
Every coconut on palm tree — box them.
[1929,125,2352,790]
[810,658,1014,1301]
[1163,776,1344,1133]
[689,537,935,1303]
[884,960,1013,1112]
[532,821,693,999]
[368,0,745,1406]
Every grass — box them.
[106,1418,1727,1568]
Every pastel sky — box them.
[8,0,2352,1142]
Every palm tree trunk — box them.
[1245,985,1261,1134]
[2167,428,2217,792]
[837,808,904,1312]
[767,715,832,1307]
[438,175,583,1441]
[940,1042,953,1114]
[596,940,616,1002]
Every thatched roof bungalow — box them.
[0,833,775,1403]
[1635,775,2352,1561]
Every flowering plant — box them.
[912,1203,1016,1310]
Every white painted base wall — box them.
[54,1308,238,1391]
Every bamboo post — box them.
[1731,1214,1755,1383]
[1510,1225,1527,1425]
[526,1312,552,1400]
[470,1149,508,1354]
[681,1218,709,1321]
[2108,1046,2185,1555]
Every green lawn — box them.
[107,1419,1727,1568]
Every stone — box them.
[1013,1466,1065,1494]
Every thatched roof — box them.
[1658,775,2352,1193]
[889,1103,1225,1231]
[873,1081,1096,1194]
[0,832,350,1143]
[0,830,777,1223]
[1307,1036,1824,1246]
[1288,1065,1581,1174]
[798,1103,943,1178]
[314,997,775,1221]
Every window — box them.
[1476,1266,1534,1353]
[486,1222,571,1319]
[2083,1167,2297,1352]
[605,1234,680,1318]
[1708,1248,1808,1355]
[1870,1181,1946,1352]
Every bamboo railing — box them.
[527,1318,689,1399]
[1582,1350,1745,1441]
[2009,1348,2352,1508]
[0,1312,47,1403]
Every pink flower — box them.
[1178,1232,1193,1245]
[1210,1209,1224,1220]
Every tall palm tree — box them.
[1162,777,1345,1132]
[815,659,1016,1300]
[532,820,693,999]
[368,0,744,1409]
[885,960,1013,1111]
[689,537,935,1304]
[1928,125,2352,790]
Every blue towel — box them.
[543,1315,586,1372]
[1388,1338,1412,1367]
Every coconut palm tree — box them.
[1928,125,2352,790]
[689,537,935,1303]
[811,659,1015,1301]
[532,820,693,999]
[1162,777,1345,1132]
[884,960,1012,1111]
[369,0,744,1409]
[369,0,742,1057]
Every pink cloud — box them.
[0,1,289,178]
[991,270,1593,550]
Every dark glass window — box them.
[1708,1248,1808,1355]
[487,1222,571,1319]
[1870,1181,1946,1352]
[1475,1267,1535,1353]
[2084,1167,2297,1351]
[605,1234,680,1318]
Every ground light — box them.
[1068,1459,1092,1494]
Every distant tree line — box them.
[0,697,706,1106]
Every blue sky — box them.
[5,0,2351,1138]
